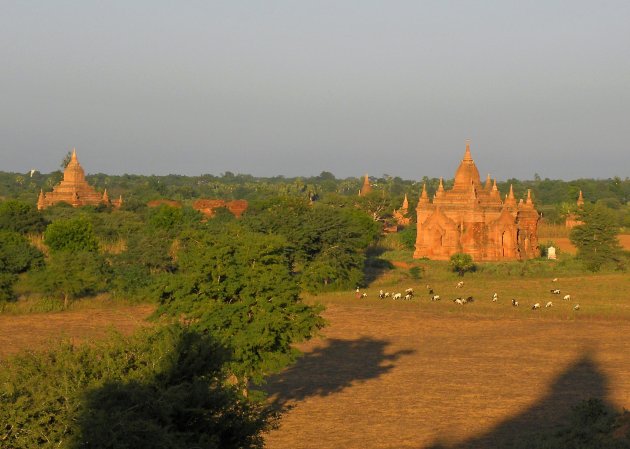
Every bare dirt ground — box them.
[0,304,154,359]
[263,297,630,449]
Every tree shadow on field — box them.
[423,351,621,449]
[364,245,394,285]
[264,337,414,409]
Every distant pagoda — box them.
[37,149,122,210]
[358,173,372,196]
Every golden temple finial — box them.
[463,140,472,161]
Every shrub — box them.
[449,253,476,276]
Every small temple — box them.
[393,194,411,227]
[37,149,122,210]
[413,142,539,261]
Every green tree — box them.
[570,203,624,272]
[44,217,99,253]
[0,231,44,302]
[32,251,109,308]
[0,200,48,234]
[449,253,476,277]
[154,226,325,387]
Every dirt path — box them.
[263,304,630,449]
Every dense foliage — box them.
[0,325,272,449]
[0,231,43,301]
[154,225,326,386]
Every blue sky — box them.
[1,1,629,179]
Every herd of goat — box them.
[362,277,581,311]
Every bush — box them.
[449,253,476,276]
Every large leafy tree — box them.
[243,198,379,291]
[154,226,325,387]
[0,200,48,235]
[44,217,100,253]
[31,251,110,308]
[570,203,624,272]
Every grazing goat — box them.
[574,304,580,311]
[512,299,519,307]
[405,288,414,297]
[456,281,464,288]
[492,292,498,302]
[379,290,384,299]
[552,278,558,282]
[393,293,402,300]
[563,294,571,301]
[550,289,561,294]
[404,294,413,300]
[454,298,464,305]
[384,292,391,298]
[532,303,541,310]
[545,301,553,308]
[431,295,441,301]
[361,292,367,298]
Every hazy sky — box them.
[2,1,629,180]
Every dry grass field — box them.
[1,269,629,449]
[0,301,153,359]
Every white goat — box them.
[545,301,553,308]
[563,294,571,301]
[551,289,561,294]
[456,281,464,288]
[431,295,441,301]
[532,303,541,310]
[512,299,519,307]
[393,293,402,300]
[492,292,498,302]
[454,298,463,305]
[404,294,413,300]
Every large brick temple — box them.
[413,143,539,261]
[37,149,122,210]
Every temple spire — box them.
[71,148,78,162]
[484,173,492,190]
[463,140,472,161]
[526,189,533,206]
[402,193,409,210]
[577,190,584,207]
[420,183,428,199]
